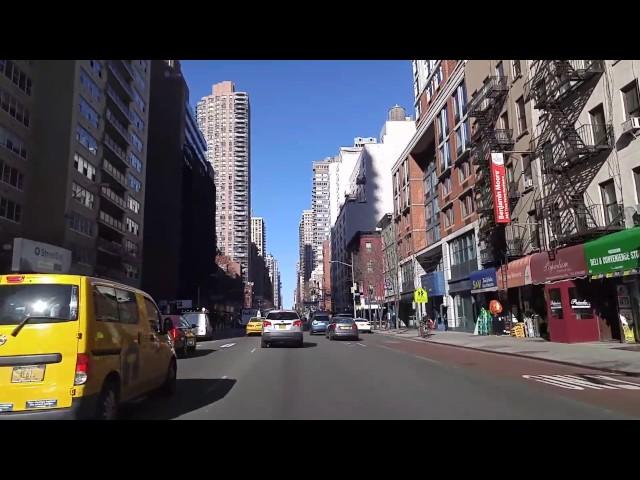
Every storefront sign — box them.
[11,238,71,274]
[531,244,588,284]
[470,268,498,293]
[490,153,511,224]
[497,255,532,290]
[584,227,640,276]
[570,299,591,309]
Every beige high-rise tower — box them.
[197,81,251,282]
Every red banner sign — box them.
[490,153,511,224]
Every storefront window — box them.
[549,288,563,319]
[568,287,594,319]
[455,293,474,331]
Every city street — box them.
[124,330,640,420]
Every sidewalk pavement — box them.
[374,328,640,375]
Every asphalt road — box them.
[124,329,640,420]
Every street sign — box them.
[413,287,428,304]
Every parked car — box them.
[0,273,176,420]
[182,310,213,340]
[246,317,263,336]
[326,317,360,341]
[354,317,372,333]
[166,315,197,357]
[261,310,303,348]
[309,312,331,335]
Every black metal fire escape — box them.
[524,60,623,250]
[468,75,512,265]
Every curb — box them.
[374,331,640,377]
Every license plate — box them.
[187,339,195,346]
[12,365,46,383]
[340,326,351,330]
[278,324,287,330]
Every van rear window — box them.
[0,284,78,325]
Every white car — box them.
[354,317,372,333]
[261,310,303,348]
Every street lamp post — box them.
[330,253,356,316]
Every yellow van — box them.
[0,273,177,419]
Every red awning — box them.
[530,244,588,284]
[497,255,532,290]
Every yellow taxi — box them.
[246,317,263,336]
[0,273,177,420]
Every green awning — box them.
[584,227,640,277]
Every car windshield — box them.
[334,318,354,324]
[250,317,262,323]
[266,312,299,320]
[0,284,78,325]
[179,317,192,328]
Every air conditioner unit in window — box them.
[524,177,534,189]
[622,116,640,135]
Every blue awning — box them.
[421,271,446,297]
[470,268,498,293]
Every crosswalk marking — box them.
[522,374,640,391]
[219,343,236,348]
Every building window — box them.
[528,210,540,249]
[71,182,95,209]
[460,192,475,218]
[443,206,454,228]
[89,60,103,79]
[523,154,532,185]
[367,261,373,273]
[132,90,146,113]
[439,140,451,171]
[495,61,505,79]
[458,160,470,184]
[79,69,101,102]
[512,60,522,79]
[0,162,24,190]
[365,241,372,251]
[0,125,27,159]
[0,87,30,127]
[452,82,467,123]
[74,153,96,181]
[76,125,98,155]
[442,175,452,196]
[124,239,138,257]
[127,196,140,214]
[124,263,139,280]
[516,96,527,135]
[455,121,470,155]
[589,104,607,145]
[131,132,143,153]
[126,217,139,236]
[78,96,100,128]
[127,173,141,192]
[634,167,640,203]
[1,60,32,95]
[127,151,142,172]
[621,80,640,120]
[600,180,619,224]
[0,196,21,223]
[68,212,94,236]
[439,105,449,142]
[449,231,477,266]
[500,111,510,131]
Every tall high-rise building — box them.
[251,216,266,257]
[1,60,151,286]
[299,209,314,283]
[197,81,251,282]
[265,253,281,309]
[312,159,331,266]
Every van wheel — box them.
[96,379,119,420]
[161,359,177,396]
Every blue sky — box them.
[181,60,413,308]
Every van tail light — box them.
[293,320,302,328]
[74,353,90,385]
[263,320,272,328]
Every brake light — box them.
[263,320,272,327]
[169,327,178,340]
[353,323,358,330]
[6,275,24,283]
[74,353,90,385]
[293,320,302,327]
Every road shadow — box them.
[205,328,246,342]
[123,378,236,420]
[180,348,216,359]
[269,342,317,348]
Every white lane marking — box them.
[357,343,366,347]
[219,343,236,348]
[251,348,256,353]
[522,374,640,391]
[345,342,352,345]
